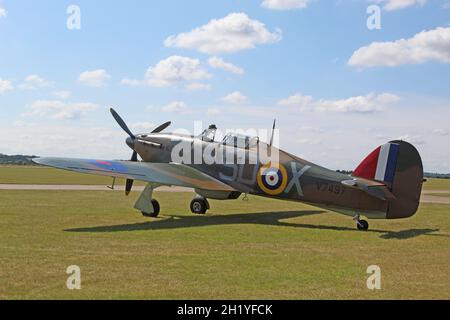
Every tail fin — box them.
[353,141,424,219]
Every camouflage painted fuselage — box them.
[134,133,393,219]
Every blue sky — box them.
[0,0,449,171]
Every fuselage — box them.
[132,132,388,219]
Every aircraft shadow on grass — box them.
[65,210,444,240]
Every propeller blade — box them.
[125,151,138,196]
[110,108,135,139]
[131,150,138,162]
[125,179,134,196]
[152,121,172,133]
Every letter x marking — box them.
[285,162,311,197]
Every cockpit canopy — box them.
[200,124,218,142]
[222,133,259,149]
[200,124,259,149]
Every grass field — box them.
[423,178,450,191]
[0,165,145,186]
[1,189,449,299]
[1,165,449,299]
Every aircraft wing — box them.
[33,157,235,191]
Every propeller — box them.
[109,107,171,196]
[125,151,138,196]
[152,121,171,133]
[110,108,135,139]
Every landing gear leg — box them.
[190,196,209,215]
[134,184,160,218]
[353,214,369,231]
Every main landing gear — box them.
[140,196,209,218]
[135,184,213,218]
[190,197,209,215]
[141,199,160,218]
[134,184,161,218]
[353,215,369,231]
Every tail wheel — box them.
[190,198,208,215]
[142,199,160,218]
[357,219,369,231]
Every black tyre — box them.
[190,198,208,215]
[142,199,160,218]
[357,219,369,231]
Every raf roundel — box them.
[257,163,288,196]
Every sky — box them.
[0,0,449,172]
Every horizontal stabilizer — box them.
[342,178,396,201]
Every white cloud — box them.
[78,69,111,87]
[397,134,426,145]
[278,92,400,113]
[53,91,71,99]
[296,138,323,145]
[221,91,248,105]
[0,7,7,18]
[299,126,324,133]
[19,74,53,90]
[0,123,131,160]
[185,82,211,91]
[432,129,448,136]
[278,93,313,108]
[207,108,222,116]
[130,122,156,131]
[0,78,13,94]
[25,100,98,120]
[379,0,427,11]
[145,56,211,87]
[162,101,190,113]
[208,57,244,75]
[315,93,399,113]
[120,78,143,86]
[349,27,450,68]
[261,0,310,10]
[164,13,282,55]
[228,105,278,118]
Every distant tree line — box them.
[336,169,450,179]
[0,154,38,165]
[424,172,450,179]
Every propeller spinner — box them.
[109,108,171,195]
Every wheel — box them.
[190,198,208,215]
[142,199,160,218]
[357,219,369,231]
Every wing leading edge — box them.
[33,157,235,192]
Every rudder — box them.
[353,141,424,219]
[386,140,423,219]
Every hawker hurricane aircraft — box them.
[33,109,424,230]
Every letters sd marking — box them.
[257,162,288,196]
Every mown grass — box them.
[423,178,450,191]
[0,165,144,186]
[0,189,449,299]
